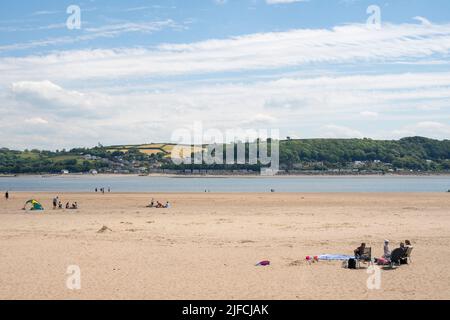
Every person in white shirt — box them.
[383,239,391,258]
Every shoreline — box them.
[2,172,450,178]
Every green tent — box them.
[24,199,44,211]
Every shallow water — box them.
[1,175,449,193]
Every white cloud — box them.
[413,16,432,26]
[1,69,449,149]
[10,80,113,118]
[416,121,450,133]
[24,117,49,125]
[360,111,379,118]
[241,113,277,126]
[392,122,450,139]
[0,20,181,52]
[2,22,450,81]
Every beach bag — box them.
[348,258,357,269]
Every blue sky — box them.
[0,0,449,149]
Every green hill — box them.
[0,137,449,174]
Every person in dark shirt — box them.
[5,191,9,200]
[354,243,366,258]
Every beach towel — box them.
[318,254,355,261]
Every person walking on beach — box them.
[5,191,9,200]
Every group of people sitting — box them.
[377,239,413,266]
[147,198,171,209]
[354,239,413,266]
[53,196,78,210]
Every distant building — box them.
[83,154,98,160]
[353,161,365,167]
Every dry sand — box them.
[0,192,449,300]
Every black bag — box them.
[348,258,357,269]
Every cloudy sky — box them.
[1,0,449,150]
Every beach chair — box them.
[356,247,372,268]
[402,247,414,264]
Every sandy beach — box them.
[0,192,449,300]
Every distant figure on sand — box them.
[52,196,59,209]
[165,201,171,209]
[5,191,9,200]
[66,202,70,209]
[95,188,98,193]
[147,199,155,208]
[58,201,63,209]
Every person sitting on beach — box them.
[147,199,155,208]
[58,201,63,209]
[156,201,164,208]
[383,239,391,259]
[399,240,413,264]
[375,240,392,265]
[354,243,366,258]
[165,201,171,209]
[71,202,78,210]
[65,202,70,209]
[405,240,412,249]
